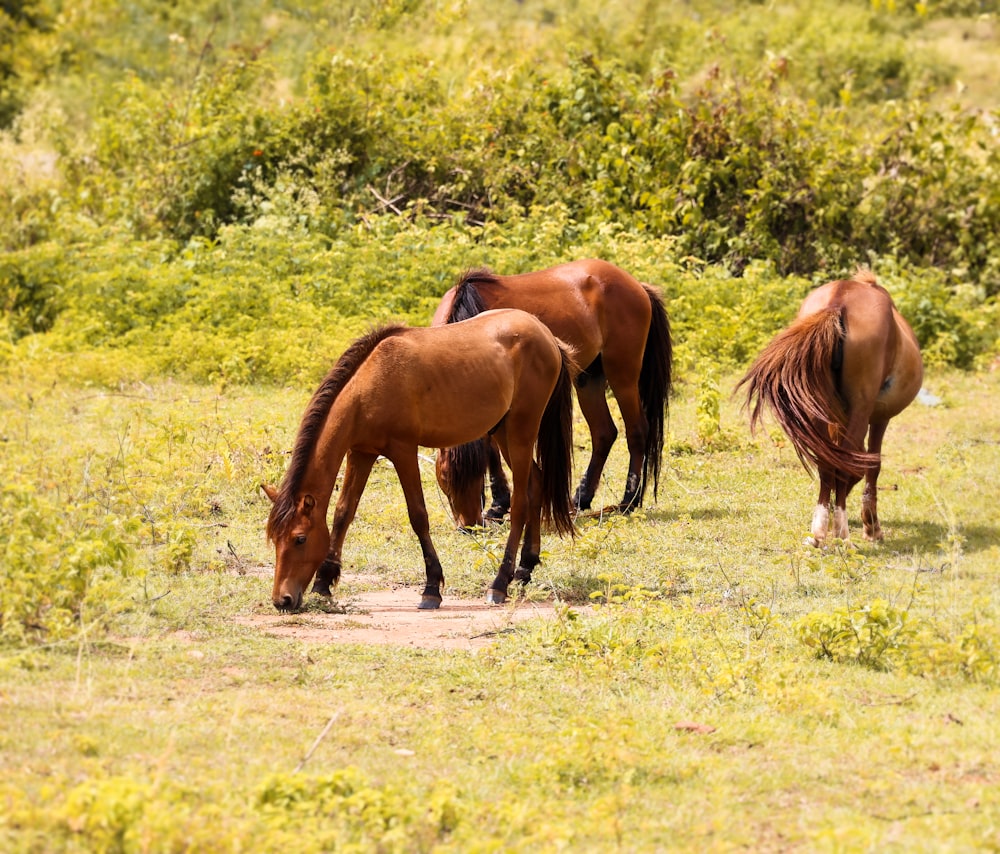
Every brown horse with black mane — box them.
[737,269,923,545]
[264,309,576,610]
[433,259,672,526]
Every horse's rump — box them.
[739,308,877,478]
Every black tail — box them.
[638,284,672,504]
[536,344,577,537]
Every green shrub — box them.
[0,243,67,338]
[795,599,914,671]
[3,0,1000,378]
[0,482,138,645]
[256,770,462,850]
[796,598,1000,684]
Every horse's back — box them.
[504,259,649,307]
[489,260,651,364]
[466,308,565,373]
[342,318,518,447]
[377,309,562,387]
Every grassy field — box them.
[3,0,1000,848]
[1,361,998,851]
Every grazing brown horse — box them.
[432,259,672,526]
[264,309,576,610]
[737,269,923,545]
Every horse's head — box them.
[435,444,487,529]
[262,484,331,611]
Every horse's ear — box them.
[261,483,278,503]
[302,494,316,514]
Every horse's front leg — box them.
[485,438,511,521]
[573,374,616,511]
[316,451,378,597]
[392,449,446,609]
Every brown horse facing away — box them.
[737,269,923,545]
[263,309,576,610]
[433,259,672,526]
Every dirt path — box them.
[239,586,562,651]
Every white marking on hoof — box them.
[833,507,849,540]
[810,505,829,545]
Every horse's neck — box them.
[303,408,352,509]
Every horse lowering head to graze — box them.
[737,268,923,545]
[264,308,577,611]
[432,258,672,525]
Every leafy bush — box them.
[0,482,138,645]
[795,599,914,671]
[0,243,66,338]
[256,770,461,848]
[2,0,999,378]
[796,599,1000,682]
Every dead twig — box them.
[294,712,341,774]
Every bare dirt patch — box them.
[238,585,563,651]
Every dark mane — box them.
[446,267,496,323]
[438,437,491,497]
[267,324,407,542]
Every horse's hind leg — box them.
[832,412,873,541]
[513,460,544,586]
[485,426,535,604]
[607,382,648,512]
[810,469,835,546]
[573,371,616,510]
[391,449,446,609]
[319,451,378,596]
[861,420,888,541]
[603,348,648,512]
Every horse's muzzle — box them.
[274,591,303,611]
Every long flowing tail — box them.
[639,284,672,504]
[737,308,876,478]
[536,343,577,537]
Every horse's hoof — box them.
[804,536,821,548]
[485,589,507,605]
[418,596,442,610]
[312,587,333,599]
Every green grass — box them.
[2,363,998,850]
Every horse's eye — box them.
[294,534,307,546]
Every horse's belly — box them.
[414,393,512,449]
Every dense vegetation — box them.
[1,0,999,850]
[2,0,999,383]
